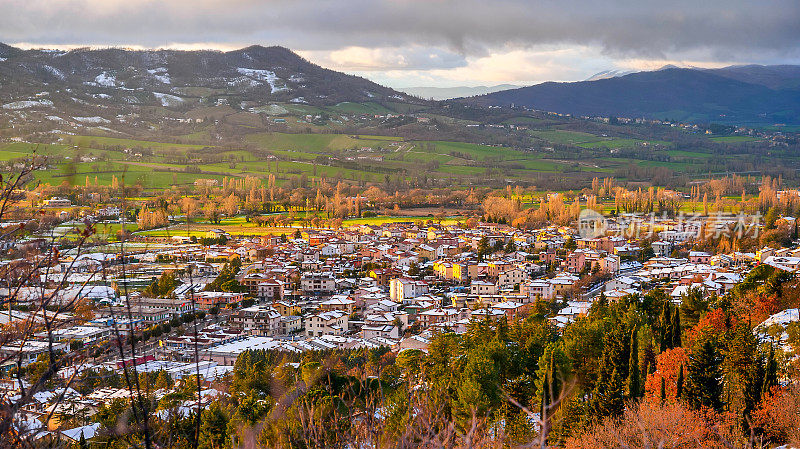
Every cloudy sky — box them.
[2,0,799,88]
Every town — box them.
[2,177,799,445]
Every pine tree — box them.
[676,364,684,399]
[660,376,666,402]
[627,328,640,398]
[685,339,723,411]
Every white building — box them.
[389,278,429,302]
[305,310,349,337]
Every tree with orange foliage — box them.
[751,384,800,446]
[565,399,747,449]
[685,308,735,348]
[644,347,689,401]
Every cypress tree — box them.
[685,339,724,411]
[676,364,684,399]
[660,376,666,402]
[672,309,682,348]
[627,328,640,398]
[540,371,550,445]
[641,359,650,385]
[762,345,778,396]
[660,305,672,352]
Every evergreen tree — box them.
[504,238,516,253]
[540,371,550,446]
[672,308,682,348]
[660,305,672,353]
[762,345,778,396]
[477,236,490,261]
[660,377,666,402]
[627,328,640,398]
[199,401,229,449]
[685,339,723,411]
[590,364,625,420]
[676,364,684,399]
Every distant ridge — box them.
[464,65,800,125]
[397,84,520,100]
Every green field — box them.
[246,132,396,152]
[709,135,763,143]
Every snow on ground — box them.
[251,104,289,115]
[43,65,65,80]
[153,92,184,107]
[760,309,800,328]
[755,308,800,352]
[2,99,54,110]
[45,116,65,122]
[72,116,111,124]
[94,71,118,87]
[0,58,6,62]
[147,68,171,84]
[236,67,290,93]
[92,93,111,99]
[290,97,307,103]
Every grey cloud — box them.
[1,0,799,63]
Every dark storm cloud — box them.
[1,0,798,64]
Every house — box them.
[417,308,463,327]
[257,279,284,301]
[319,296,356,314]
[229,305,281,336]
[362,325,400,340]
[491,301,526,319]
[688,251,712,264]
[0,340,67,369]
[605,275,650,292]
[651,241,673,258]
[389,278,429,302]
[523,279,555,301]
[301,272,336,294]
[205,229,229,239]
[497,268,528,288]
[305,310,349,337]
[279,315,303,335]
[43,197,71,208]
[763,255,800,272]
[470,280,498,295]
[272,301,301,316]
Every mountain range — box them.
[1,42,798,128]
[465,65,800,125]
[0,44,414,112]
